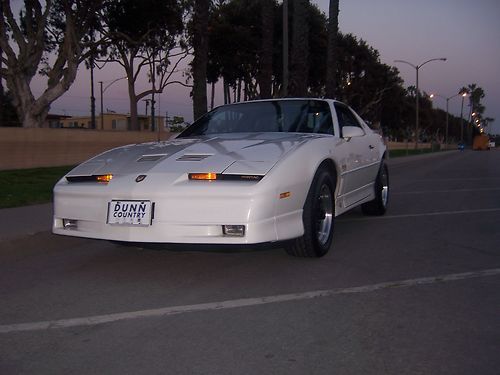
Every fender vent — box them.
[176,154,212,162]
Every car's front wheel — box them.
[361,160,389,216]
[285,167,335,257]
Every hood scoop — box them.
[176,154,212,162]
[137,154,167,162]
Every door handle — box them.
[369,145,375,150]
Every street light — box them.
[394,57,447,149]
[98,77,128,130]
[430,91,465,149]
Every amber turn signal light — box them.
[189,173,218,181]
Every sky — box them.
[40,0,500,134]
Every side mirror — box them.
[342,126,365,140]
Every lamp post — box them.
[394,58,447,149]
[430,91,466,149]
[98,77,128,130]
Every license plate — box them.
[107,200,153,226]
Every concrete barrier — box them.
[0,128,441,170]
[0,128,171,170]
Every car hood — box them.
[67,133,320,177]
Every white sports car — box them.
[53,99,389,257]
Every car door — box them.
[333,103,378,209]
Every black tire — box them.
[285,167,335,257]
[361,160,389,216]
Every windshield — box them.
[178,100,334,137]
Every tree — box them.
[325,0,338,98]
[257,0,274,99]
[207,0,263,103]
[100,0,187,130]
[0,0,3,126]
[335,34,403,122]
[460,84,486,143]
[191,0,210,120]
[288,0,309,97]
[0,0,102,128]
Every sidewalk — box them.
[0,203,53,241]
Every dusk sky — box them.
[43,0,500,134]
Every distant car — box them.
[489,140,496,149]
[53,99,388,257]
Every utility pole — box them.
[150,52,156,132]
[99,81,104,130]
[90,55,96,129]
[161,111,168,142]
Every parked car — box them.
[489,139,496,149]
[53,99,388,257]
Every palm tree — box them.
[325,0,339,99]
[192,0,210,120]
[258,0,274,99]
[288,0,309,97]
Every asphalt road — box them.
[1,150,499,375]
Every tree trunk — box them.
[192,0,209,120]
[9,72,67,128]
[289,0,309,97]
[258,0,273,99]
[224,79,231,104]
[325,0,339,99]
[210,82,215,110]
[0,0,3,125]
[237,79,241,102]
[22,106,49,128]
[128,78,140,130]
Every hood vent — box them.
[137,154,167,162]
[176,154,212,162]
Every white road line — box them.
[340,208,500,222]
[1,268,499,334]
[405,177,500,182]
[393,188,500,195]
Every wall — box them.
[0,128,171,170]
[58,114,165,132]
[0,128,437,171]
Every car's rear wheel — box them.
[285,167,335,257]
[361,160,389,216]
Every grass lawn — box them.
[389,148,437,158]
[0,166,74,209]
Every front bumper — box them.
[52,177,304,245]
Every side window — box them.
[292,100,334,135]
[334,103,362,137]
[309,106,334,135]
